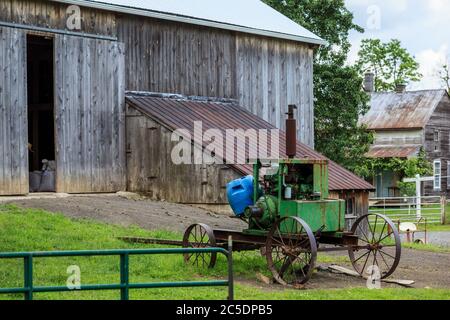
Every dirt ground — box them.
[5,193,450,290]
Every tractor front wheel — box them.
[182,223,217,268]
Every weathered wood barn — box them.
[0,0,373,217]
[360,89,450,197]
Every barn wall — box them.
[0,26,28,195]
[0,0,116,37]
[329,190,369,230]
[126,105,241,204]
[235,35,315,147]
[424,94,450,197]
[117,14,315,147]
[117,15,237,99]
[54,35,126,193]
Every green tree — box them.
[314,64,373,171]
[356,39,422,91]
[263,0,372,170]
[355,149,432,196]
[263,0,363,64]
[440,61,450,94]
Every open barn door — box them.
[0,27,28,195]
[54,35,125,193]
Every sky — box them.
[344,0,450,90]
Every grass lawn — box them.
[0,205,449,300]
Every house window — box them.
[434,130,440,142]
[434,160,441,191]
[346,197,355,215]
[447,161,450,189]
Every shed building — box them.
[126,93,373,218]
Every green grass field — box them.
[0,205,449,300]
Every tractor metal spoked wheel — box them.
[182,223,217,268]
[348,213,401,279]
[266,217,317,287]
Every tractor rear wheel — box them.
[266,216,317,287]
[348,213,401,279]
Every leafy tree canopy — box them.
[314,64,373,171]
[355,148,432,180]
[440,62,450,94]
[356,39,422,91]
[263,0,363,64]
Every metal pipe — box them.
[286,105,297,158]
[0,21,118,41]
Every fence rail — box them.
[369,195,446,224]
[0,247,234,300]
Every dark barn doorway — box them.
[27,35,56,192]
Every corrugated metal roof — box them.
[366,146,421,159]
[359,90,447,130]
[126,93,374,191]
[54,0,325,45]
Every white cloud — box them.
[427,0,450,13]
[409,45,448,90]
[345,0,408,13]
[346,0,449,90]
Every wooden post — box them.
[415,174,422,219]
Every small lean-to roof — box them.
[360,90,447,130]
[366,146,421,159]
[54,0,325,45]
[126,92,374,191]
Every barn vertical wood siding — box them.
[0,26,28,195]
[126,105,240,204]
[235,35,314,146]
[0,0,117,37]
[54,35,126,193]
[117,15,315,147]
[329,190,370,228]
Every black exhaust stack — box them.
[286,105,297,159]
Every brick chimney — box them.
[363,72,375,93]
[395,83,407,93]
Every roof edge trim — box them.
[53,0,327,46]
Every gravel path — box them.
[4,193,247,233]
[400,231,450,247]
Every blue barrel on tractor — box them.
[226,175,254,216]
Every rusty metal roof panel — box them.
[359,90,446,130]
[126,93,374,191]
[366,146,421,159]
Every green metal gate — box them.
[0,247,233,300]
